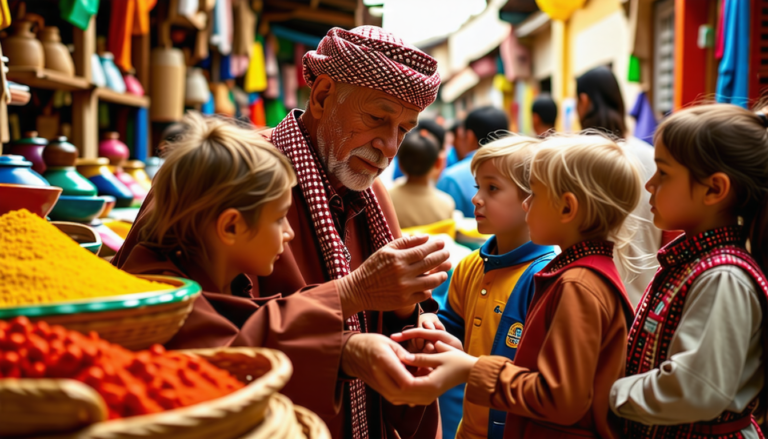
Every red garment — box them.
[465,241,633,439]
[112,112,439,439]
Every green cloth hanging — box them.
[276,37,295,63]
[60,0,100,31]
[628,54,641,83]
[265,99,288,128]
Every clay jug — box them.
[7,131,48,174]
[1,20,44,69]
[150,46,185,121]
[39,26,75,76]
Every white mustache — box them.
[349,146,388,170]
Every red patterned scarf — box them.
[271,109,394,439]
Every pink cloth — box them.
[715,0,727,60]
[302,26,441,110]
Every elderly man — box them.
[113,26,449,439]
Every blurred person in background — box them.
[576,66,661,306]
[437,107,509,218]
[392,119,449,181]
[389,131,455,229]
[531,94,557,137]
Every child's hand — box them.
[389,340,477,406]
[400,315,449,354]
[391,328,464,353]
[418,312,446,331]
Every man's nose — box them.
[372,127,400,158]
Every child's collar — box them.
[542,240,615,275]
[658,225,745,268]
[479,236,555,273]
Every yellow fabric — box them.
[0,0,11,30]
[535,0,587,20]
[401,218,456,239]
[0,209,168,306]
[449,250,533,439]
[244,41,268,93]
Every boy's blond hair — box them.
[531,132,644,268]
[140,112,296,257]
[470,134,541,195]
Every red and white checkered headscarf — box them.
[303,26,441,110]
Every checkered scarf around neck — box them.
[303,26,441,111]
[271,110,394,439]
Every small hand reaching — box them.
[403,313,447,354]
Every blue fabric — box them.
[133,108,149,161]
[716,0,751,107]
[220,54,235,81]
[439,384,466,439]
[201,93,215,115]
[629,92,658,145]
[436,151,477,218]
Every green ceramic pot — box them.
[43,166,98,197]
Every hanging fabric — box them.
[134,107,149,161]
[210,0,233,55]
[715,0,727,60]
[60,0,99,31]
[108,0,156,72]
[244,37,268,92]
[250,94,266,127]
[294,43,307,88]
[716,0,750,107]
[282,64,298,109]
[232,0,255,57]
[629,91,658,144]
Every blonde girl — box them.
[610,103,768,439]
[393,133,640,439]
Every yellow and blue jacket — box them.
[441,237,555,439]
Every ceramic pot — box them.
[91,53,106,87]
[39,26,75,76]
[42,136,98,196]
[43,136,79,167]
[123,74,144,96]
[76,158,134,208]
[112,167,146,204]
[150,47,185,121]
[0,155,49,186]
[123,160,152,190]
[144,156,164,180]
[2,21,44,70]
[6,131,48,174]
[99,132,129,166]
[100,52,126,94]
[185,67,210,105]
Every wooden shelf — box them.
[6,66,90,91]
[94,88,150,107]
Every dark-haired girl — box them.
[610,103,768,439]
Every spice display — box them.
[0,317,245,419]
[0,209,169,307]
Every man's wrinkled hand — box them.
[337,235,451,318]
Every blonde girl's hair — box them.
[470,134,541,195]
[140,112,297,257]
[531,132,644,271]
[655,103,768,274]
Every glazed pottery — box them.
[91,53,106,87]
[49,194,106,223]
[39,26,75,76]
[1,20,44,69]
[98,195,116,218]
[6,131,48,174]
[185,67,210,105]
[98,131,130,164]
[0,155,49,186]
[76,157,134,208]
[123,159,152,190]
[51,221,102,255]
[123,73,144,96]
[0,183,62,217]
[100,52,126,94]
[144,156,164,179]
[150,47,185,121]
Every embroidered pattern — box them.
[272,110,396,439]
[624,226,768,439]
[545,240,615,273]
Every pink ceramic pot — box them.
[113,168,147,204]
[98,132,129,165]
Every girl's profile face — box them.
[235,189,295,277]
[645,141,707,234]
[522,176,564,246]
[471,160,528,237]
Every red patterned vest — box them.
[623,226,768,439]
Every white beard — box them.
[316,112,388,191]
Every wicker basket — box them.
[0,347,293,439]
[238,394,331,439]
[0,275,200,351]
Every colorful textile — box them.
[623,226,768,438]
[629,92,658,145]
[271,110,396,439]
[244,39,268,93]
[716,0,750,107]
[303,26,441,111]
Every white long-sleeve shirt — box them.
[610,265,764,438]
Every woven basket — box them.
[0,275,201,351]
[238,394,330,439]
[0,347,293,439]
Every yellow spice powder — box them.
[0,209,170,307]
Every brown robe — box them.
[113,128,439,439]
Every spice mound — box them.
[0,317,245,419]
[0,209,169,307]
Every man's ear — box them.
[215,208,242,246]
[702,172,732,207]
[308,75,336,120]
[559,193,579,224]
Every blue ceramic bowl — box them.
[48,195,106,223]
[0,155,49,186]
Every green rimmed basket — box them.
[0,275,201,350]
